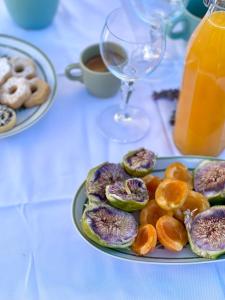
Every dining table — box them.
[0,0,225,299]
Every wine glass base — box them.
[97,105,150,143]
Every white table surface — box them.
[0,0,225,299]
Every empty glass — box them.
[130,0,182,23]
[99,7,165,143]
[130,0,184,80]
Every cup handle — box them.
[65,63,83,82]
[167,14,189,40]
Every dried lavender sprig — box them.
[152,89,180,101]
[170,110,176,126]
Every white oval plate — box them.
[0,34,57,138]
[72,156,225,265]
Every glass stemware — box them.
[130,0,184,80]
[130,0,182,23]
[99,7,165,143]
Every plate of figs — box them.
[72,148,225,264]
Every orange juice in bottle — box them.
[174,1,225,156]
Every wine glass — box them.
[99,7,165,143]
[130,0,184,80]
[130,0,182,23]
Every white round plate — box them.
[0,34,57,138]
[72,156,225,265]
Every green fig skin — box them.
[207,195,225,206]
[122,148,157,177]
[105,179,149,212]
[185,206,225,259]
[86,163,106,204]
[123,164,150,177]
[86,162,129,204]
[106,191,148,212]
[82,210,118,248]
[194,160,225,205]
[81,204,137,249]
[187,228,225,260]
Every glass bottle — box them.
[174,0,225,156]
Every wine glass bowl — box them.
[98,7,165,143]
[130,0,183,23]
[130,0,184,81]
[100,9,165,81]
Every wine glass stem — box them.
[114,80,134,122]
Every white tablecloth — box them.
[0,0,225,299]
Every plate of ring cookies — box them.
[0,34,57,137]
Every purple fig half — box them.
[184,206,225,259]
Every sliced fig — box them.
[82,204,138,248]
[122,148,157,177]
[184,206,225,259]
[86,162,129,204]
[106,178,149,211]
[194,160,225,204]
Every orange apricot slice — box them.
[139,199,173,227]
[156,215,188,252]
[165,162,193,189]
[174,190,210,222]
[142,175,162,200]
[155,179,189,211]
[132,224,157,256]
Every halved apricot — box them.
[139,199,173,227]
[156,215,188,252]
[132,224,157,256]
[165,162,193,189]
[142,175,162,200]
[174,190,210,222]
[155,179,189,211]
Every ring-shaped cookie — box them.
[0,77,31,109]
[0,104,16,133]
[10,57,36,80]
[25,78,50,108]
[0,57,12,85]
